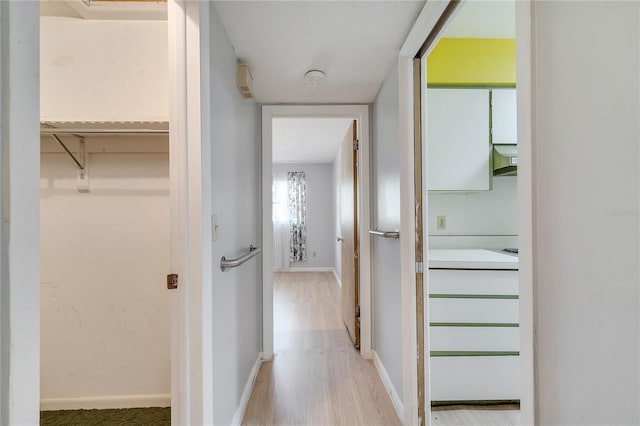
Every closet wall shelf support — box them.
[52,134,85,170]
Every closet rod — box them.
[41,128,169,135]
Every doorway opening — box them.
[252,106,401,423]
[261,105,372,360]
[38,9,172,424]
[409,0,527,424]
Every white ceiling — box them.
[272,118,352,164]
[214,1,425,104]
[443,0,515,39]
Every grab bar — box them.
[369,229,400,240]
[220,245,261,271]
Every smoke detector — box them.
[304,70,326,86]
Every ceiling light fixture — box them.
[304,70,326,86]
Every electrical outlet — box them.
[437,215,447,231]
[313,251,317,257]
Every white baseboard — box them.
[40,394,171,411]
[230,352,263,426]
[372,351,404,423]
[332,267,341,287]
[275,267,334,272]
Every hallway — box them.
[242,271,401,425]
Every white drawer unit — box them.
[428,266,520,402]
[430,355,520,401]
[429,298,519,324]
[429,326,519,352]
[429,269,518,295]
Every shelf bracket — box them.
[51,134,85,170]
[51,134,89,192]
[76,138,89,193]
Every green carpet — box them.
[40,407,170,426]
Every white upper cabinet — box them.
[491,88,517,144]
[427,88,491,191]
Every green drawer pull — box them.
[430,294,519,299]
[430,322,519,327]
[431,351,519,357]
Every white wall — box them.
[428,177,517,236]
[40,139,171,404]
[428,176,518,249]
[531,2,639,424]
[333,150,342,280]
[40,17,168,122]
[207,5,262,425]
[273,163,335,269]
[371,60,403,402]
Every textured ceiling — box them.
[214,1,425,104]
[444,0,515,39]
[273,118,352,164]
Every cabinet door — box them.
[491,88,517,144]
[427,89,490,191]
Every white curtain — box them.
[273,172,290,270]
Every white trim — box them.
[168,1,213,424]
[40,394,171,411]
[398,56,419,426]
[332,267,342,288]
[0,2,41,424]
[230,352,264,426]
[515,2,535,425]
[275,267,334,273]
[400,0,450,58]
[262,105,372,361]
[398,2,464,424]
[272,267,342,287]
[372,351,404,423]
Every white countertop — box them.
[428,249,518,270]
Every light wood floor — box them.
[242,271,520,426]
[242,271,401,426]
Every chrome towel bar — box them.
[368,229,400,240]
[220,245,261,271]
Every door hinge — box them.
[353,139,359,151]
[167,274,179,289]
[356,305,361,318]
[415,262,424,274]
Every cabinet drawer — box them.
[430,356,520,401]
[429,298,518,323]
[429,326,519,352]
[429,269,518,295]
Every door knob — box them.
[337,237,343,242]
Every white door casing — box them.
[168,1,214,424]
[261,105,371,361]
[399,0,535,425]
[0,1,41,424]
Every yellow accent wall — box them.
[427,38,516,86]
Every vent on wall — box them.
[236,63,254,99]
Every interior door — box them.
[340,120,360,348]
